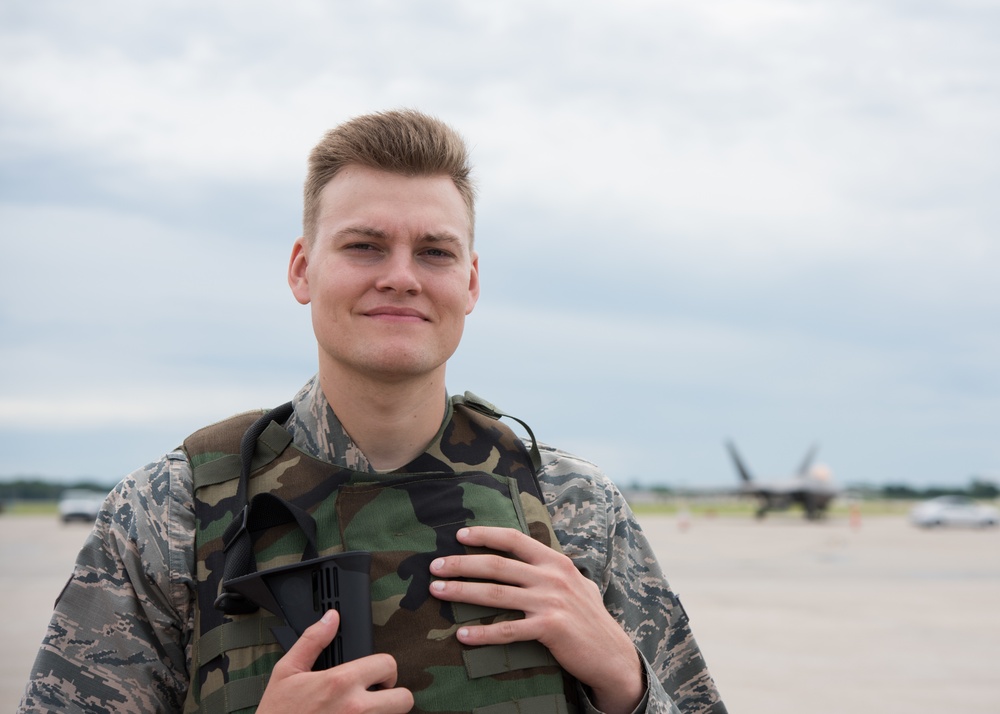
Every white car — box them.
[910,495,999,528]
[58,489,108,523]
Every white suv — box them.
[910,495,999,528]
[58,489,108,523]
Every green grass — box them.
[3,497,921,519]
[1,500,58,516]
[631,500,752,517]
[629,498,916,518]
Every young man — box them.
[20,110,726,714]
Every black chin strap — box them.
[214,402,323,614]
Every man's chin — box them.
[320,341,459,384]
[348,355,448,383]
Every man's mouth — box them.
[364,306,429,322]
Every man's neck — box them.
[318,368,448,471]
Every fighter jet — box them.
[725,441,837,520]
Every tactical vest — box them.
[183,394,578,714]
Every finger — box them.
[350,653,401,691]
[368,686,415,713]
[456,526,555,564]
[430,576,528,612]
[430,551,533,584]
[455,618,534,647]
[273,608,340,677]
[315,652,402,692]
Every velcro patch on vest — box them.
[463,642,558,679]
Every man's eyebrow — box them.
[421,232,466,247]
[337,226,388,240]
[336,226,467,247]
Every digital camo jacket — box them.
[19,377,726,714]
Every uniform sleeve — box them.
[18,450,196,713]
[537,446,727,714]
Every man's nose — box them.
[374,252,421,294]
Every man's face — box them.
[288,165,479,385]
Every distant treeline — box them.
[0,478,116,501]
[636,477,999,500]
[876,479,998,500]
[3,477,998,502]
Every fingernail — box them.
[431,580,446,591]
[457,627,469,639]
[431,558,444,571]
[457,528,470,539]
[321,609,337,624]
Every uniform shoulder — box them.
[533,442,619,523]
[535,442,610,488]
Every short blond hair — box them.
[303,109,476,243]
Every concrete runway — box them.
[3,512,998,713]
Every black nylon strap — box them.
[220,493,321,583]
[235,402,295,506]
[216,402,322,614]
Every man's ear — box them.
[288,237,311,305]
[465,251,480,315]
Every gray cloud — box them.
[1,0,997,486]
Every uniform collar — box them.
[284,375,453,474]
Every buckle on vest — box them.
[215,505,261,614]
[214,590,259,615]
[222,504,250,553]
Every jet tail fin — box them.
[796,444,820,476]
[725,441,754,483]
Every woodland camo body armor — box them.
[182,394,578,714]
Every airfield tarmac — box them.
[1,511,998,713]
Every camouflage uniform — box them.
[19,376,726,714]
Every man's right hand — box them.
[257,609,414,713]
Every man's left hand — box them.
[429,526,645,714]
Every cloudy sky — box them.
[1,0,997,489]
